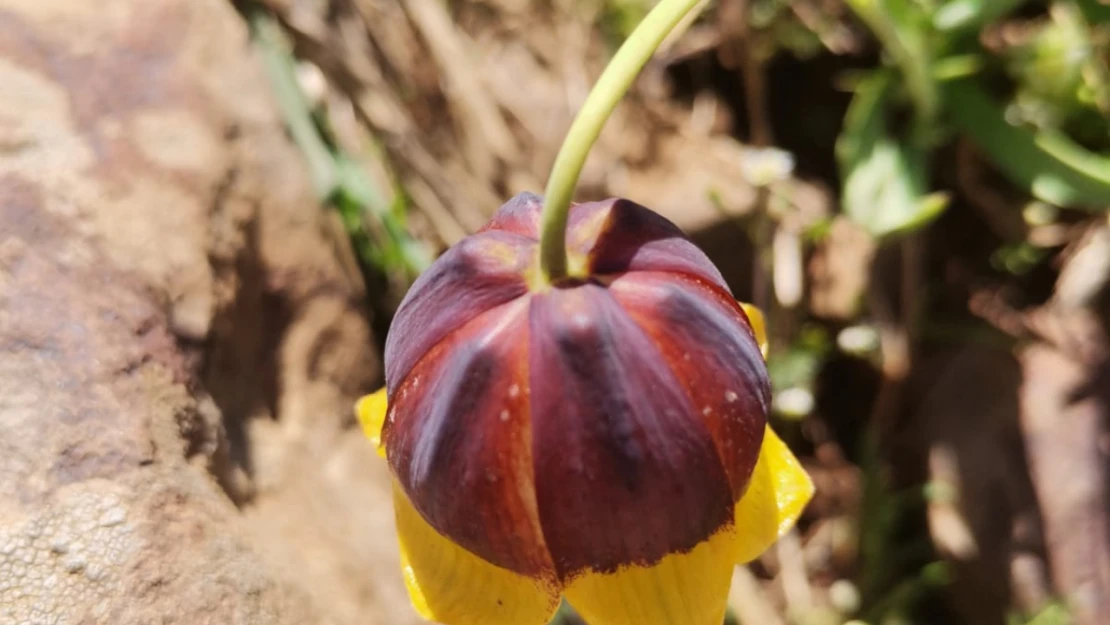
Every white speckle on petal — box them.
[724,391,738,403]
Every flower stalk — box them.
[537,0,706,283]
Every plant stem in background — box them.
[537,0,706,283]
[252,10,336,199]
[248,6,432,283]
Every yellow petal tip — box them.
[564,527,738,625]
[393,482,559,625]
[400,556,435,620]
[733,425,814,563]
[738,302,768,359]
[355,387,388,457]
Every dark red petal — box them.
[385,299,552,577]
[384,230,534,393]
[570,198,731,292]
[528,283,733,579]
[609,271,769,500]
[478,192,543,239]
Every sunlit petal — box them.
[392,482,559,625]
[609,273,769,501]
[563,527,738,625]
[355,388,388,457]
[383,228,533,393]
[733,425,814,563]
[529,283,734,578]
[582,198,732,291]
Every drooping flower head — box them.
[357,193,813,625]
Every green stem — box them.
[251,11,336,199]
[537,0,705,283]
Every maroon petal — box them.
[385,299,552,577]
[571,198,730,291]
[609,271,769,500]
[384,230,534,393]
[478,192,543,239]
[528,282,733,579]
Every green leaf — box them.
[944,80,1110,208]
[933,0,1024,32]
[932,54,984,81]
[249,8,432,279]
[837,72,947,238]
[845,0,937,122]
[335,156,433,277]
[250,11,337,200]
[1076,0,1110,25]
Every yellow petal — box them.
[563,527,738,625]
[738,302,768,358]
[393,481,560,625]
[355,388,388,457]
[733,425,814,563]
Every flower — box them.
[357,192,814,625]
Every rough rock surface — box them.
[0,0,414,622]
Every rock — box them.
[0,0,408,623]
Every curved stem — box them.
[537,0,706,283]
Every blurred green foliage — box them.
[249,8,432,285]
[837,70,949,237]
[760,3,1106,624]
[840,0,1110,240]
[1008,601,1073,625]
[598,0,654,42]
